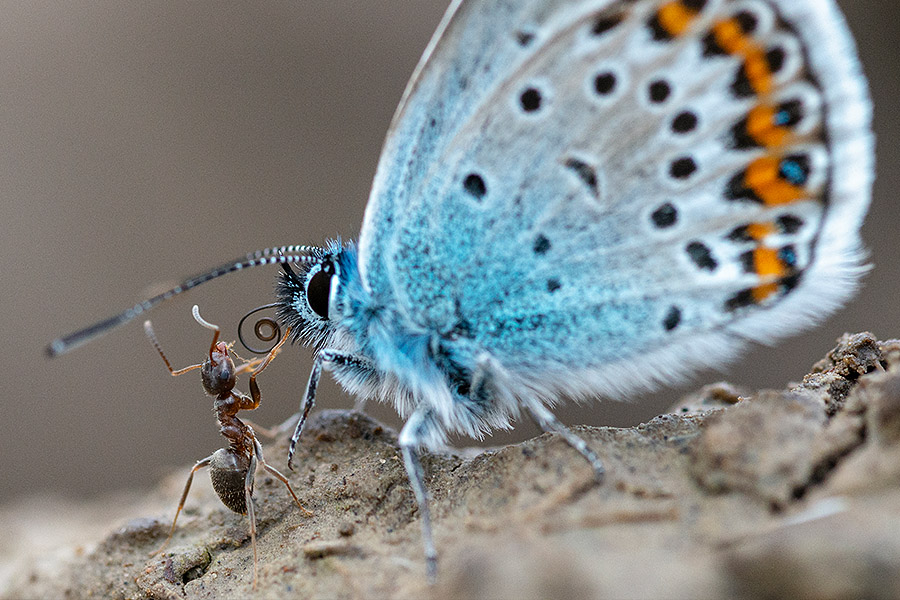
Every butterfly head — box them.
[275,239,352,350]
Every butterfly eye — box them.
[306,261,334,319]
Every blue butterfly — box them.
[49,0,873,582]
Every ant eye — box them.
[306,267,332,319]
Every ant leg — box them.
[252,437,313,516]
[398,408,439,584]
[143,320,203,376]
[241,419,283,439]
[244,451,260,590]
[523,399,605,482]
[241,326,294,413]
[151,455,213,556]
[233,357,264,377]
[250,325,291,376]
[287,350,373,469]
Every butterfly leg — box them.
[287,349,374,469]
[398,407,438,583]
[523,399,605,483]
[466,354,604,480]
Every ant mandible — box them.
[144,304,312,589]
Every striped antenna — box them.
[46,245,319,357]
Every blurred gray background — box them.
[2,1,897,504]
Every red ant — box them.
[144,305,311,589]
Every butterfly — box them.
[49,0,873,582]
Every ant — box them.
[144,305,312,589]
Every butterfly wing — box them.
[359,0,582,289]
[358,0,873,400]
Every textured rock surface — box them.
[3,333,900,599]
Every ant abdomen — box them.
[209,448,252,514]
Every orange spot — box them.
[751,282,779,303]
[747,105,790,147]
[712,19,774,96]
[658,2,700,37]
[745,222,776,240]
[745,156,780,188]
[745,156,806,206]
[712,19,749,54]
[753,247,787,278]
[742,47,774,95]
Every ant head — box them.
[201,342,236,397]
[209,448,252,514]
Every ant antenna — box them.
[47,246,319,358]
[191,304,219,332]
[146,306,312,590]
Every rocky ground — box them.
[3,332,900,599]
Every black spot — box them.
[516,30,535,46]
[463,173,487,199]
[731,66,755,98]
[702,31,727,57]
[592,15,622,36]
[728,116,758,150]
[727,225,752,243]
[564,157,598,194]
[533,234,551,255]
[734,11,759,34]
[775,99,803,127]
[779,154,811,186]
[651,203,678,228]
[663,305,682,331]
[686,241,718,271]
[647,14,672,41]
[766,47,786,74]
[520,87,543,112]
[672,111,698,133]
[725,288,756,311]
[594,71,617,95]
[739,250,755,274]
[670,156,698,179]
[725,171,761,203]
[777,214,804,234]
[684,0,708,9]
[546,278,561,293]
[648,80,672,103]
[727,274,802,312]
[779,245,798,268]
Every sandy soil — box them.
[4,332,900,599]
